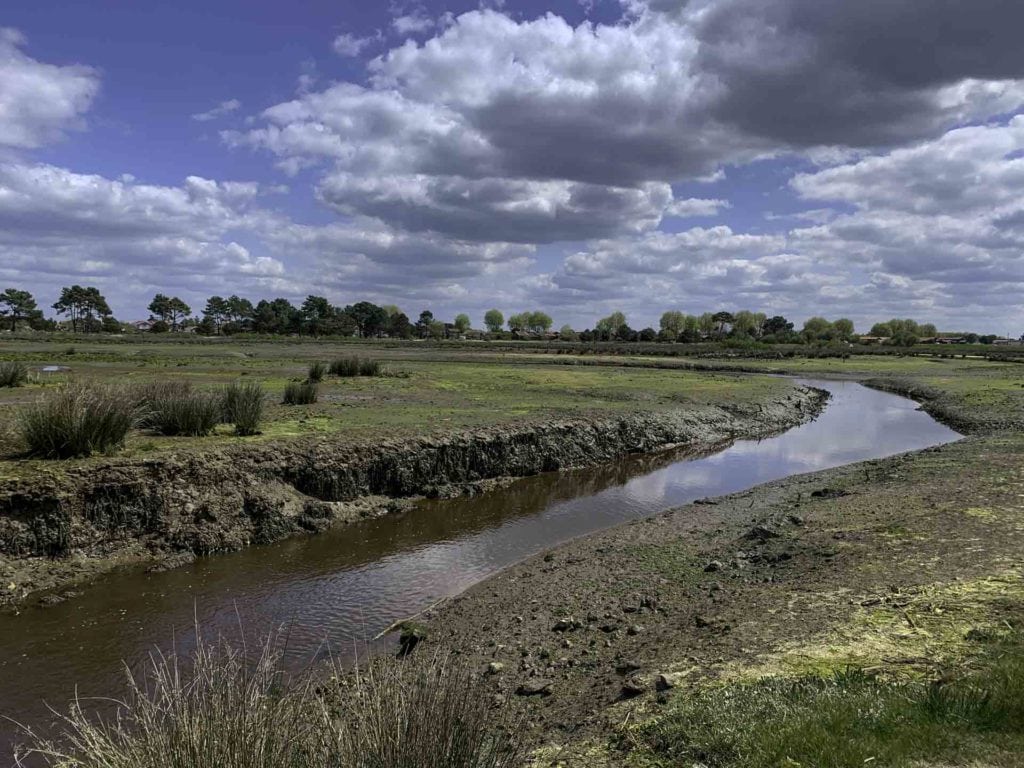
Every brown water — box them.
[0,380,961,757]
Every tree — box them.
[388,312,413,339]
[659,310,685,340]
[0,288,39,331]
[698,312,716,336]
[596,311,627,338]
[833,318,855,340]
[870,322,894,337]
[428,320,446,340]
[639,327,657,342]
[416,310,434,339]
[507,313,526,333]
[253,298,299,334]
[222,295,254,333]
[559,324,578,341]
[763,315,793,337]
[345,301,389,338]
[919,323,938,338]
[802,317,833,341]
[300,295,335,336]
[148,294,191,331]
[484,309,504,333]
[526,311,552,334]
[53,285,112,333]
[203,296,230,334]
[732,310,760,338]
[454,313,471,334]
[711,311,735,338]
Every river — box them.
[0,379,962,757]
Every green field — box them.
[0,338,795,467]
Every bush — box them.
[18,385,138,458]
[0,361,28,388]
[142,384,222,436]
[307,361,327,383]
[282,381,317,405]
[221,381,264,436]
[328,357,360,377]
[21,636,524,768]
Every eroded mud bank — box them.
[0,386,827,606]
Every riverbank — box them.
[416,365,1024,765]
[0,379,825,609]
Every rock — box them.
[655,673,677,691]
[627,625,644,636]
[552,617,582,632]
[703,560,724,573]
[615,659,642,675]
[786,514,805,526]
[811,488,848,499]
[515,679,553,697]
[621,673,649,698]
[487,662,505,675]
[744,525,780,543]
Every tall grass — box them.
[18,384,139,458]
[328,357,385,378]
[19,636,524,768]
[307,361,327,383]
[221,381,264,436]
[328,357,360,377]
[0,361,28,387]
[282,381,318,405]
[137,382,221,436]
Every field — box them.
[0,337,797,468]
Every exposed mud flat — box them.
[0,385,826,607]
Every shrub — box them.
[328,357,360,377]
[0,361,28,388]
[307,361,327,383]
[18,385,138,458]
[143,386,222,436]
[282,381,317,405]
[221,381,264,436]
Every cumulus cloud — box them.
[0,28,99,149]
[332,33,377,57]
[191,98,242,122]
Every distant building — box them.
[131,319,155,332]
[857,336,888,345]
[935,336,967,344]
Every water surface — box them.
[0,380,961,753]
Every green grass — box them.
[626,632,1024,767]
[282,380,318,405]
[17,384,139,458]
[221,380,264,436]
[0,361,28,387]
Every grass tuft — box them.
[307,361,327,383]
[18,634,524,768]
[18,384,138,458]
[329,357,384,377]
[138,382,221,436]
[0,361,29,387]
[221,381,265,436]
[283,381,318,405]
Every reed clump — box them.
[221,381,264,436]
[282,381,318,405]
[0,361,28,388]
[18,384,139,458]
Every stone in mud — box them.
[515,679,554,697]
[552,617,583,632]
[487,662,505,675]
[744,525,780,542]
[703,560,725,573]
[621,673,650,697]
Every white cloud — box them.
[332,33,376,57]
[0,28,99,149]
[665,197,731,218]
[191,98,242,122]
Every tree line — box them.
[0,285,1015,345]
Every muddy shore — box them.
[417,385,1024,763]
[0,384,826,608]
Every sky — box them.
[2,0,1023,334]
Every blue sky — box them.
[2,0,1024,334]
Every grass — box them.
[328,357,361,377]
[221,381,265,436]
[17,384,139,458]
[141,384,222,436]
[0,361,28,388]
[17,633,524,768]
[282,381,318,405]
[307,361,327,383]
[625,631,1024,767]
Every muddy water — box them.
[0,380,960,755]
